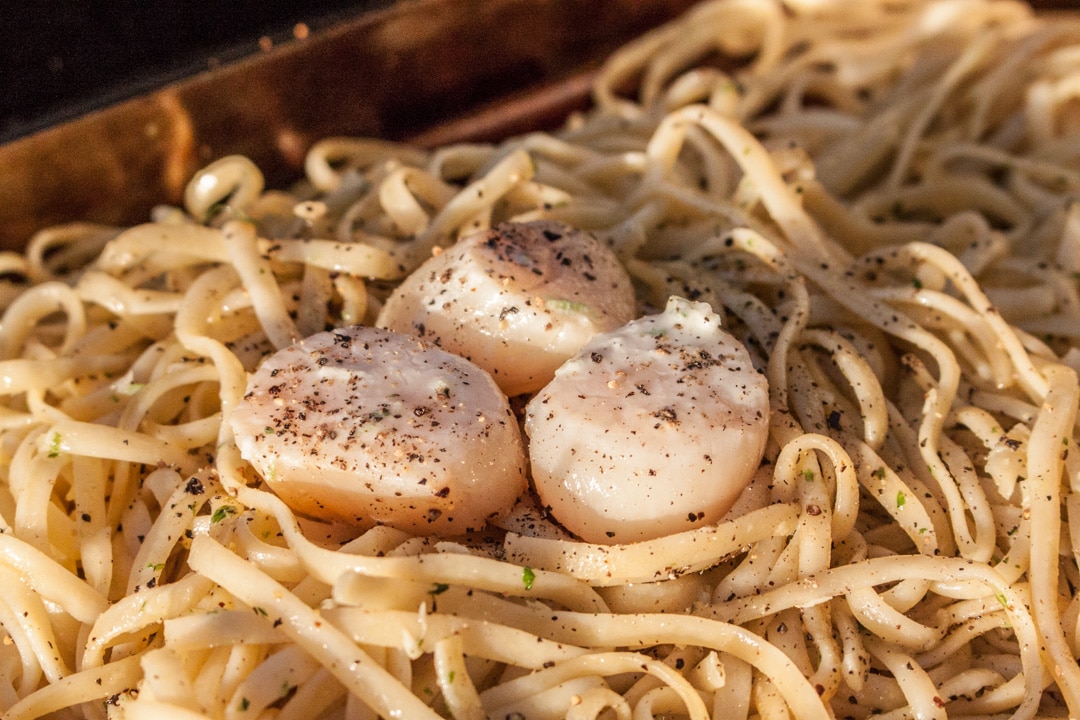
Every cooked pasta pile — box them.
[4,0,1080,718]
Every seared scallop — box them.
[229,326,527,534]
[376,220,636,397]
[525,296,770,544]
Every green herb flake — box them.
[911,277,923,290]
[802,469,814,483]
[896,491,906,509]
[118,382,145,396]
[430,582,450,596]
[549,299,590,315]
[995,593,1010,609]
[47,432,62,459]
[253,606,268,617]
[211,505,237,524]
[146,562,165,572]
[447,671,456,684]
[239,697,250,711]
[872,466,886,480]
[522,567,536,591]
[206,200,228,221]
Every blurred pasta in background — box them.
[2,0,1080,718]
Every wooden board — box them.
[0,0,697,250]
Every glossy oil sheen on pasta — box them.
[2,1,1080,718]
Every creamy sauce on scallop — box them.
[377,220,636,397]
[525,297,770,544]
[229,326,527,534]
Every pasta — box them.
[3,0,1080,717]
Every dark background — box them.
[0,1,385,142]
[3,0,1075,144]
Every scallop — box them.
[524,296,770,544]
[376,220,636,397]
[229,325,527,534]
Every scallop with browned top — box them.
[525,297,770,544]
[377,220,636,397]
[230,326,527,534]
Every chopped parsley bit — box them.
[549,299,589,314]
[264,426,276,435]
[429,583,450,595]
[253,606,268,617]
[995,593,1010,609]
[911,277,923,290]
[206,200,228,220]
[211,505,237,524]
[522,567,536,591]
[918,527,927,534]
[802,469,814,483]
[447,671,456,684]
[896,491,906,509]
[208,201,253,224]
[239,698,250,711]
[118,382,144,396]
[872,466,886,480]
[146,562,165,571]
[48,432,62,458]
